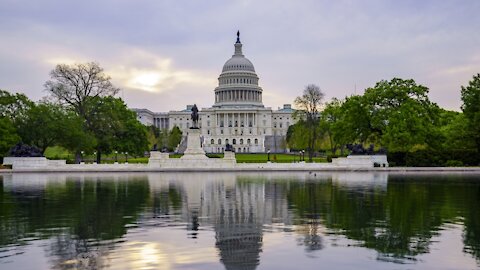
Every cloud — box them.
[0,0,479,111]
[107,50,215,94]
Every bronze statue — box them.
[191,104,199,129]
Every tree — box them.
[85,96,148,162]
[438,111,475,150]
[362,78,439,152]
[44,62,121,162]
[0,89,34,121]
[461,73,480,153]
[45,62,120,122]
[167,126,183,151]
[16,103,65,154]
[294,84,325,161]
[0,117,20,160]
[0,89,31,161]
[286,121,309,151]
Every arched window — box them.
[233,139,236,145]
[225,139,229,144]
[247,139,251,145]
[211,139,214,144]
[254,138,258,145]
[240,139,243,145]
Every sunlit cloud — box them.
[107,51,215,94]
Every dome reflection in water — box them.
[0,172,479,269]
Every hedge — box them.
[387,150,479,167]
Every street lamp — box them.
[301,150,305,161]
[80,151,84,163]
[125,152,128,163]
[114,150,118,163]
[93,151,97,164]
[267,149,271,162]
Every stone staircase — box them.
[176,136,188,153]
[176,135,205,153]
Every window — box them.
[207,121,210,127]
[233,139,236,145]
[211,139,214,144]
[218,139,221,144]
[247,139,251,144]
[225,139,229,144]
[273,122,277,128]
[280,123,283,128]
[207,130,210,135]
[240,139,243,145]
[221,129,224,134]
[255,139,258,145]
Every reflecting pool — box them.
[0,172,479,269]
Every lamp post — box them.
[93,151,97,164]
[125,152,128,163]
[301,150,305,162]
[267,149,271,162]
[114,150,118,163]
[80,151,84,163]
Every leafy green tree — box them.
[16,103,64,154]
[45,62,120,162]
[340,95,372,144]
[85,96,149,162]
[0,89,33,121]
[146,125,160,150]
[461,73,480,153]
[436,110,475,151]
[57,112,97,156]
[167,126,183,151]
[320,98,362,154]
[0,117,20,160]
[362,78,439,152]
[286,121,309,151]
[294,84,325,161]
[0,89,31,160]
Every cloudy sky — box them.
[1,0,479,112]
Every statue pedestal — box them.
[181,128,208,160]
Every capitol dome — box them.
[222,54,255,72]
[214,31,264,108]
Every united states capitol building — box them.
[133,33,295,153]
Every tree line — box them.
[0,62,181,163]
[289,75,480,166]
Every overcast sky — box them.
[1,0,479,112]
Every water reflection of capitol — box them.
[4,172,388,269]
[148,172,295,270]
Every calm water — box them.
[0,172,479,270]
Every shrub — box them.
[445,160,463,167]
[388,149,479,167]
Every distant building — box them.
[132,33,296,153]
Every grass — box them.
[235,153,327,163]
[43,146,328,164]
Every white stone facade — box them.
[132,33,295,153]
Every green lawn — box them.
[44,146,327,164]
